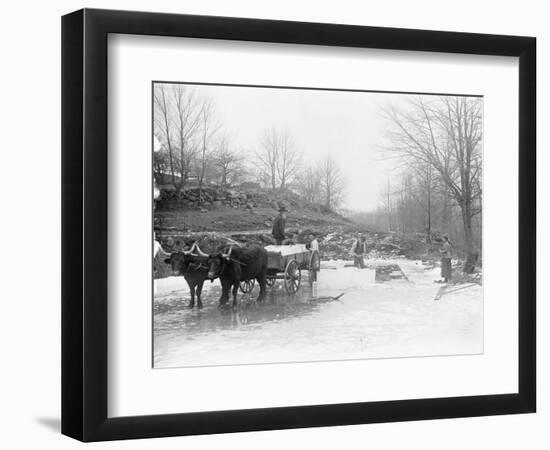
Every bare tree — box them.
[213,137,244,188]
[195,99,218,204]
[276,130,301,190]
[319,155,345,210]
[257,127,301,191]
[408,160,436,240]
[381,177,394,231]
[152,142,170,184]
[383,96,482,266]
[173,85,202,192]
[297,166,322,203]
[153,86,177,189]
[396,172,414,233]
[257,127,279,190]
[154,84,202,193]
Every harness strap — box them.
[228,257,246,266]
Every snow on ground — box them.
[153,259,483,368]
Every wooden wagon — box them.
[239,244,320,295]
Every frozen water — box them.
[153,259,483,368]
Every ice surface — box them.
[153,259,483,368]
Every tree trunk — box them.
[198,157,206,205]
[175,148,185,194]
[426,166,432,242]
[427,188,431,242]
[460,201,477,273]
[273,173,277,191]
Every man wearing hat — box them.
[350,233,367,268]
[439,234,452,283]
[272,206,287,245]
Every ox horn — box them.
[156,246,171,259]
[159,247,171,258]
[183,242,197,255]
[221,245,233,260]
[194,244,209,257]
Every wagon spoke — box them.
[239,279,256,294]
[284,260,301,295]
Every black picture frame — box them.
[61,8,536,442]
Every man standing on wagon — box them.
[272,206,287,245]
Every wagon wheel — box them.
[308,250,320,286]
[266,277,276,288]
[284,259,301,295]
[239,279,256,294]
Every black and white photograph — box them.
[0,0,543,446]
[152,82,483,369]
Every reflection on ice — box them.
[154,286,327,334]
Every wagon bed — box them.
[240,244,320,295]
[265,244,310,270]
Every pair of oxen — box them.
[164,242,268,308]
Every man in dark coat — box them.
[439,235,452,283]
[350,233,366,268]
[272,206,287,245]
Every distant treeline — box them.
[355,96,482,265]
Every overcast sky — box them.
[160,83,415,212]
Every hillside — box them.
[154,185,352,235]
